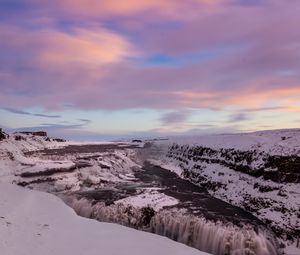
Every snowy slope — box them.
[0,183,206,255]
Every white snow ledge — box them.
[0,183,208,255]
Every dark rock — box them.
[99,163,110,169]
[15,135,26,141]
[140,206,155,226]
[132,139,142,143]
[18,161,90,178]
[168,143,300,183]
[53,138,66,142]
[0,132,5,141]
[277,189,288,197]
[253,183,279,192]
[16,177,56,187]
[0,128,7,141]
[18,131,48,137]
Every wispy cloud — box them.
[1,107,61,118]
[240,106,288,112]
[228,113,250,123]
[8,119,93,137]
[78,118,92,124]
[160,111,190,125]
[39,118,92,129]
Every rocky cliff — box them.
[149,130,300,252]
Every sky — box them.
[1,0,300,140]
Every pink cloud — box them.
[35,0,228,19]
[1,0,300,116]
[1,25,133,67]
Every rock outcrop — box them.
[18,131,48,137]
[0,128,8,141]
[167,144,300,183]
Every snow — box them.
[0,183,206,255]
[149,159,183,176]
[0,133,71,182]
[116,189,179,211]
[160,128,300,156]
[0,134,140,192]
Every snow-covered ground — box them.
[0,183,205,255]
[116,188,179,211]
[0,133,76,181]
[161,129,300,156]
[149,129,300,255]
[0,132,139,191]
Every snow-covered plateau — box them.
[1,129,299,255]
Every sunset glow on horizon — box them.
[1,0,300,140]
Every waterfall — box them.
[63,196,279,255]
[150,211,278,255]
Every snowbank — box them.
[0,183,206,255]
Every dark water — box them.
[137,162,264,226]
[78,161,263,228]
[25,143,139,156]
